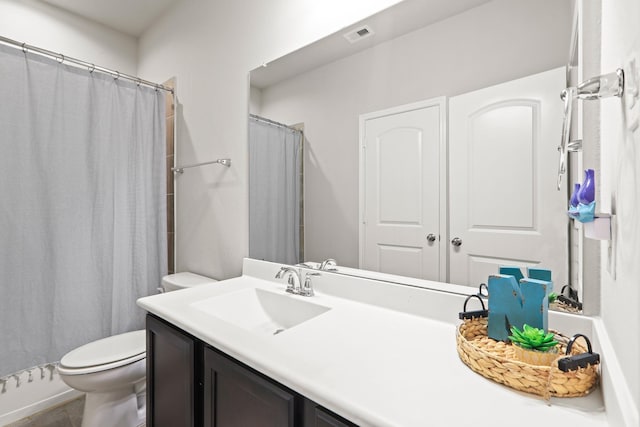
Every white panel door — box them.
[360,98,446,281]
[449,68,568,287]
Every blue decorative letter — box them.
[487,275,550,341]
[527,267,552,283]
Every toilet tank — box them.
[161,272,217,292]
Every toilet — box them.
[58,272,217,427]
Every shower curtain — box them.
[248,117,301,265]
[0,44,167,376]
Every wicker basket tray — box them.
[456,317,599,398]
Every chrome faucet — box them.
[319,258,337,271]
[275,267,318,297]
[275,267,301,294]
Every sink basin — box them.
[191,287,330,336]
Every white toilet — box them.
[58,272,217,427]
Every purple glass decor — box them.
[570,183,581,208]
[567,169,596,222]
[577,169,595,204]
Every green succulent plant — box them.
[548,292,558,303]
[509,324,558,352]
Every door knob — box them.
[451,237,463,247]
[426,233,437,242]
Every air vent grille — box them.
[343,25,375,44]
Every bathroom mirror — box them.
[249,0,584,313]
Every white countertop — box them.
[138,260,609,427]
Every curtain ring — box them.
[113,71,120,80]
[21,43,28,54]
[88,64,95,73]
[56,53,64,64]
[136,78,142,87]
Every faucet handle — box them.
[302,272,320,297]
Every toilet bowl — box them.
[58,331,146,427]
[58,272,217,427]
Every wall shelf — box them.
[583,214,612,240]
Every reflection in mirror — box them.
[248,114,303,265]
[249,0,582,312]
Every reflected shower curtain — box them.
[0,44,167,376]
[249,117,301,265]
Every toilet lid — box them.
[162,272,217,288]
[60,330,146,369]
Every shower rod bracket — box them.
[172,158,232,175]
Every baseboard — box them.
[0,369,83,426]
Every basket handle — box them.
[459,294,488,320]
[565,333,593,355]
[478,283,488,297]
[557,333,600,372]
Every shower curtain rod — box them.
[250,114,300,132]
[0,35,173,93]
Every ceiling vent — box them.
[343,25,375,44]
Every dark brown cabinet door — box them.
[146,314,201,427]
[304,403,358,427]
[203,346,297,427]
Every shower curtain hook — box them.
[45,363,56,379]
[56,53,64,64]
[136,78,142,87]
[114,71,120,81]
[88,63,95,73]
[21,43,27,54]
[11,374,21,387]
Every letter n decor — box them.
[487,274,551,341]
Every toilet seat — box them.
[59,330,146,375]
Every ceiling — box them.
[251,0,491,88]
[37,0,491,70]
[39,0,180,37]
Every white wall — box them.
[254,0,571,267]
[0,0,137,75]
[600,0,640,411]
[137,0,404,279]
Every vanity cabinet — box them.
[147,314,356,427]
[304,404,356,427]
[146,314,202,427]
[203,346,296,426]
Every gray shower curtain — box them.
[248,117,301,265]
[0,43,167,376]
